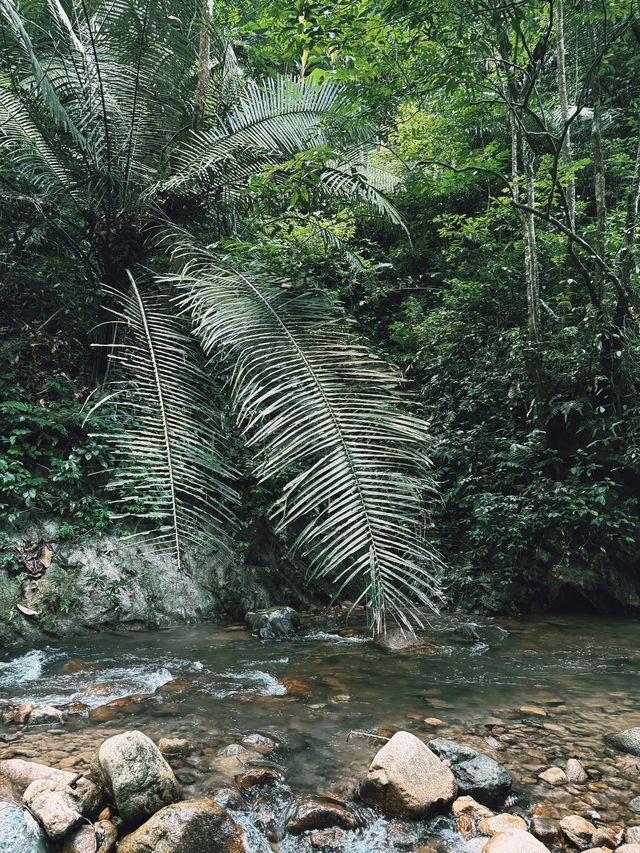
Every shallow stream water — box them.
[1,614,640,851]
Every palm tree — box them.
[0,0,443,634]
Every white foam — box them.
[210,668,287,698]
[0,649,48,687]
[304,631,367,645]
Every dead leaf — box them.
[16,604,38,618]
[40,542,53,568]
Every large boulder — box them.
[605,727,640,756]
[0,801,50,852]
[116,799,247,853]
[245,607,300,639]
[23,777,102,841]
[90,731,180,825]
[359,731,457,818]
[28,705,65,727]
[0,759,78,802]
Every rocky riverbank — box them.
[3,716,640,852]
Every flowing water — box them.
[1,613,640,850]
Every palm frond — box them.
[87,273,237,568]
[163,77,367,195]
[165,240,443,633]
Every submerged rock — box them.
[157,738,193,757]
[91,730,181,825]
[373,629,440,654]
[117,799,247,853]
[23,776,101,840]
[538,766,568,786]
[245,607,300,639]
[0,801,50,852]
[566,758,588,783]
[359,730,457,818]
[605,727,640,756]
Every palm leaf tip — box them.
[164,239,443,632]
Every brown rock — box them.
[452,796,494,819]
[479,814,528,836]
[286,796,361,833]
[14,703,33,725]
[519,706,547,717]
[62,820,117,853]
[235,767,282,791]
[278,678,314,697]
[359,731,457,818]
[158,738,193,756]
[560,815,596,849]
[0,758,78,802]
[530,813,560,844]
[61,660,98,675]
[592,825,623,848]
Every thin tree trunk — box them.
[511,114,547,440]
[556,0,576,230]
[591,61,606,303]
[193,0,214,131]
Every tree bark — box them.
[555,0,576,231]
[193,0,214,131]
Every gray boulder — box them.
[359,730,457,818]
[91,731,180,825]
[452,754,512,806]
[428,738,478,765]
[0,759,77,802]
[245,607,300,639]
[116,799,247,853]
[605,727,640,756]
[23,777,101,841]
[0,801,50,852]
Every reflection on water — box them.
[2,614,640,847]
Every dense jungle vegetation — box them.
[2,0,640,624]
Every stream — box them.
[1,613,640,851]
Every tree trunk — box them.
[193,0,214,131]
[556,0,576,230]
[511,114,547,441]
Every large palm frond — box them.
[166,239,443,633]
[87,274,237,569]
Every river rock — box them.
[452,754,512,806]
[0,759,78,801]
[62,820,117,853]
[560,815,596,849]
[116,798,247,853]
[428,738,478,764]
[605,728,640,756]
[235,767,282,791]
[157,738,193,756]
[538,766,568,785]
[240,734,277,754]
[479,814,528,835]
[91,731,180,824]
[627,828,640,844]
[245,607,300,639]
[0,801,50,852]
[28,705,65,726]
[373,629,440,654]
[286,796,361,833]
[359,730,457,818]
[14,702,33,725]
[616,847,640,853]
[483,830,550,852]
[23,776,102,841]
[566,758,588,783]
[452,796,494,819]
